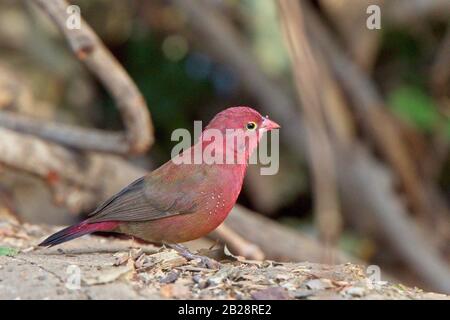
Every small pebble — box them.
[346,286,366,297]
[160,271,179,284]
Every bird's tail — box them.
[39,221,119,247]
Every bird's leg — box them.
[167,243,220,269]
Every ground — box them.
[0,221,448,300]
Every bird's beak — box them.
[262,118,281,130]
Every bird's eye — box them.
[246,121,257,131]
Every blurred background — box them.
[0,0,449,293]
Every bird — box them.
[39,106,280,266]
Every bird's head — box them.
[201,106,280,164]
[205,106,280,133]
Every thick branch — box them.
[0,110,128,154]
[338,146,450,293]
[277,0,342,252]
[225,206,354,264]
[303,0,450,251]
[210,224,265,261]
[302,3,427,215]
[0,128,142,201]
[30,0,154,154]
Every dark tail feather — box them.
[39,221,119,247]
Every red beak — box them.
[262,118,281,130]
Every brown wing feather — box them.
[86,164,207,223]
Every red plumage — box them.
[39,107,280,247]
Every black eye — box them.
[246,121,257,130]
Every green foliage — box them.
[388,85,438,132]
[125,33,213,140]
[381,29,421,66]
[0,247,19,257]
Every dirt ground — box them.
[0,221,448,300]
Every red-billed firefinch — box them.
[39,107,280,253]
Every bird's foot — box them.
[167,243,220,269]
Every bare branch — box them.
[29,0,153,154]
[431,26,450,95]
[225,206,356,264]
[0,110,128,154]
[0,127,143,207]
[304,0,450,245]
[302,3,427,215]
[338,146,450,293]
[277,0,342,256]
[210,224,265,261]
[385,0,450,25]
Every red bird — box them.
[39,107,279,264]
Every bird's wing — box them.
[86,166,206,223]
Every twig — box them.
[28,0,154,154]
[277,0,342,257]
[210,224,265,261]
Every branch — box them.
[302,4,427,216]
[385,0,450,25]
[431,26,450,95]
[0,110,128,154]
[337,146,450,294]
[225,206,355,264]
[277,0,342,253]
[305,0,450,252]
[27,0,154,154]
[210,224,265,261]
[0,127,143,211]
